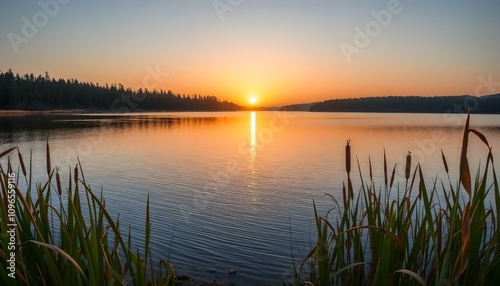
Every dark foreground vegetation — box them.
[0,144,177,285]
[0,69,242,111]
[290,112,500,285]
[309,94,500,114]
[1,113,499,285]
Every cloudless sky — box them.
[1,0,500,106]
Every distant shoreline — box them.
[3,92,500,116]
[309,109,500,114]
[282,94,500,114]
[2,108,500,116]
[0,109,78,116]
[0,108,250,116]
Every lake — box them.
[1,111,499,285]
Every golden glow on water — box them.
[248,111,257,191]
[2,112,500,285]
[250,111,256,147]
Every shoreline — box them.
[0,109,254,117]
[0,109,76,115]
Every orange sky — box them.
[1,1,499,107]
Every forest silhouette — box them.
[309,94,500,113]
[2,69,500,113]
[0,69,242,111]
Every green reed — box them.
[0,142,176,285]
[293,112,500,285]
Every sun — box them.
[249,97,257,105]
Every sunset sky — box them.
[1,0,500,106]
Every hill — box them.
[309,95,500,114]
[280,102,318,111]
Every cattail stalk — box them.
[345,140,354,199]
[345,140,351,174]
[369,156,373,182]
[342,182,347,207]
[384,149,388,188]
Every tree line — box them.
[309,95,500,114]
[0,69,242,111]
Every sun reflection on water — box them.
[250,111,256,148]
[248,111,257,193]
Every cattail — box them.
[342,182,347,206]
[383,149,388,187]
[441,149,449,174]
[74,165,79,185]
[46,138,51,177]
[390,164,396,189]
[0,147,16,159]
[17,148,27,178]
[369,156,373,182]
[7,157,13,174]
[345,140,351,174]
[56,168,62,196]
[405,151,411,180]
[348,178,354,200]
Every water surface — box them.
[1,111,499,285]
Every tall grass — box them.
[294,112,500,285]
[0,142,176,285]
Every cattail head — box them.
[46,138,51,177]
[74,165,79,185]
[17,148,27,178]
[345,140,351,174]
[0,147,16,159]
[56,168,62,196]
[405,151,412,180]
[441,149,449,174]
